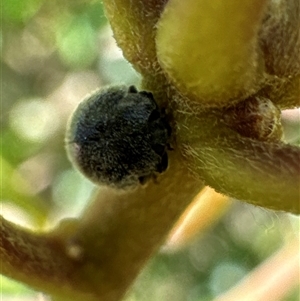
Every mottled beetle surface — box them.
[66,85,171,188]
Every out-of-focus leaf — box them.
[0,275,35,295]
[1,156,49,226]
[56,16,97,69]
[2,0,43,23]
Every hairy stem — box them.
[102,0,166,74]
[259,0,300,77]
[156,0,268,106]
[0,216,98,301]
[1,150,203,301]
[261,74,300,109]
[70,150,203,301]
[177,112,300,214]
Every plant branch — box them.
[156,0,268,106]
[0,216,98,301]
[258,0,300,109]
[69,150,203,301]
[177,112,300,213]
[259,0,300,78]
[165,187,232,251]
[1,150,203,301]
[261,75,300,109]
[102,0,166,74]
[214,238,300,301]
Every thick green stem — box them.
[177,112,300,214]
[259,0,300,77]
[1,150,203,301]
[102,0,166,74]
[69,150,203,301]
[156,0,268,106]
[261,75,300,109]
[0,216,98,301]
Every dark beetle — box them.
[66,85,171,188]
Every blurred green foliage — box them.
[1,275,34,295]
[2,0,43,23]
[1,1,299,300]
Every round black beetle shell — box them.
[66,85,171,188]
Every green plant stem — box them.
[177,111,300,214]
[260,0,300,78]
[69,150,203,301]
[1,150,203,301]
[102,0,165,74]
[156,0,268,106]
[0,216,98,301]
[262,75,300,109]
